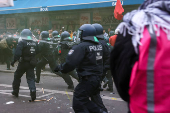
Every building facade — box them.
[0,0,144,33]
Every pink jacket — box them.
[129,26,170,113]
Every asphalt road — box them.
[0,72,128,113]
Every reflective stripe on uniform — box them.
[147,25,157,113]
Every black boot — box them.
[30,91,36,101]
[11,91,18,97]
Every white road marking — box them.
[37,92,55,98]
[0,90,41,92]
[0,92,31,98]
[0,84,123,101]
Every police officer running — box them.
[57,31,79,89]
[11,29,38,101]
[54,24,107,113]
[35,31,55,83]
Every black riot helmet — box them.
[60,31,72,42]
[52,31,60,38]
[41,31,49,40]
[77,24,96,41]
[20,29,33,40]
[92,23,104,39]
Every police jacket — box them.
[51,37,60,43]
[38,39,54,56]
[51,37,60,48]
[14,39,38,62]
[51,38,60,55]
[58,41,76,63]
[97,36,111,70]
[58,37,104,77]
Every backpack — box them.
[129,25,170,113]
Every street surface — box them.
[0,71,128,113]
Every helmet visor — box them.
[76,30,82,39]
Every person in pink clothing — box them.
[110,0,170,113]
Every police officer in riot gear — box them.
[54,24,107,113]
[52,30,60,43]
[57,31,79,89]
[35,31,75,89]
[51,30,60,62]
[90,23,111,112]
[11,29,38,101]
[35,31,56,83]
[92,24,113,93]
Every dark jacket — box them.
[110,31,138,102]
[38,39,54,56]
[58,37,105,77]
[14,39,38,62]
[97,37,112,70]
[58,41,76,63]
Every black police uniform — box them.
[36,31,74,88]
[58,31,79,83]
[11,29,37,101]
[35,37,56,83]
[51,31,60,43]
[54,24,106,113]
[51,31,61,63]
[102,43,114,92]
[51,30,60,50]
[91,24,111,112]
[92,24,113,92]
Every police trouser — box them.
[73,76,102,113]
[91,93,108,112]
[59,59,78,84]
[36,56,56,81]
[12,61,36,93]
[91,75,108,113]
[56,72,74,87]
[61,70,79,81]
[36,56,73,86]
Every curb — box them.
[0,70,59,77]
[0,70,15,73]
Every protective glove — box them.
[11,61,15,67]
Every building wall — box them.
[0,5,139,34]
